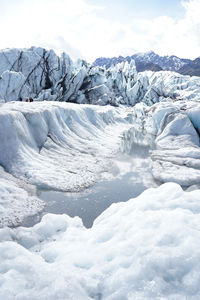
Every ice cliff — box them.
[0,47,200,106]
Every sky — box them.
[1,0,200,62]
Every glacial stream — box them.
[23,129,157,228]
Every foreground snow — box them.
[1,183,200,299]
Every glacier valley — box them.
[1,47,200,299]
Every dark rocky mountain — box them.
[131,51,191,71]
[135,61,162,72]
[93,51,200,76]
[94,53,163,72]
[94,56,125,69]
[178,58,200,76]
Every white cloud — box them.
[141,0,200,58]
[0,0,200,61]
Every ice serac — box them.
[1,47,200,107]
[106,60,138,105]
[0,47,79,102]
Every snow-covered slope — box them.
[131,51,190,71]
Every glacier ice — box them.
[0,101,133,192]
[130,100,200,186]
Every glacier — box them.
[1,47,200,299]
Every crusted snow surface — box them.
[1,183,200,299]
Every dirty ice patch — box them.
[1,183,200,299]
[0,167,44,227]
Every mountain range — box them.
[93,51,200,76]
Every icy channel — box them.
[23,135,157,228]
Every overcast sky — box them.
[1,0,200,62]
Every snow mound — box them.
[1,183,200,299]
